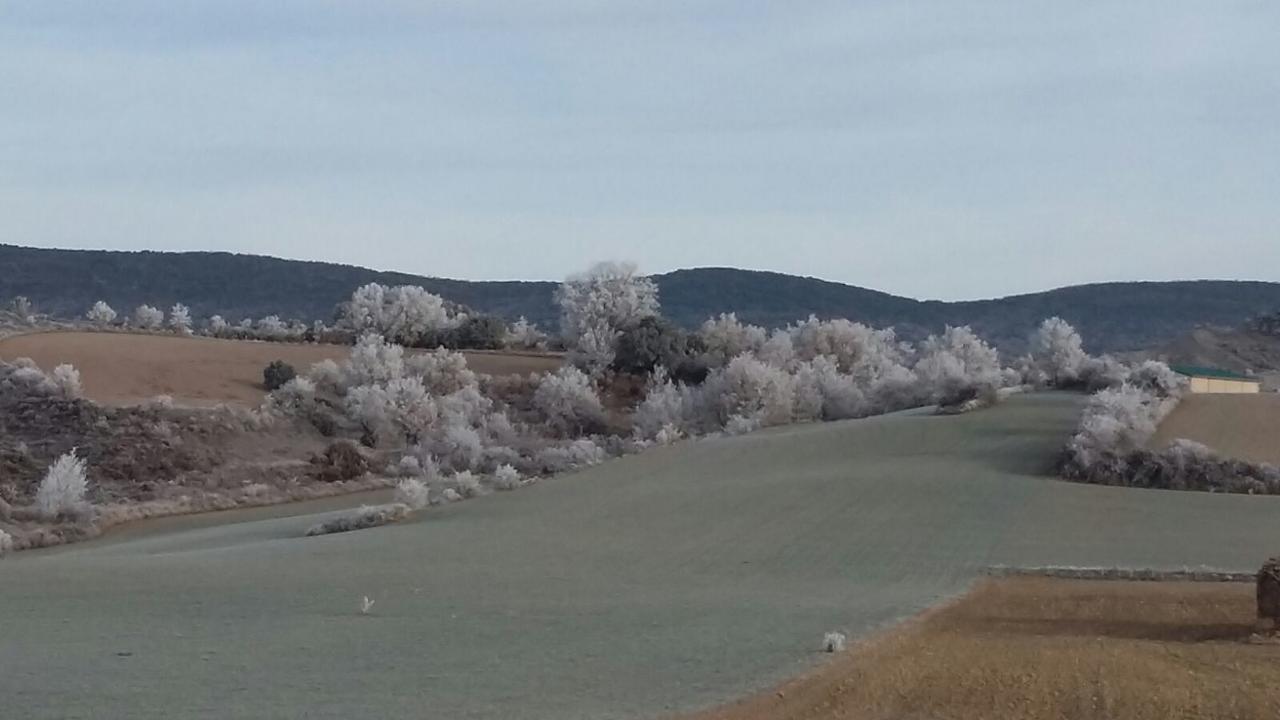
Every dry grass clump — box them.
[304,503,411,537]
[688,577,1280,720]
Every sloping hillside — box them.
[5,394,1280,720]
[6,244,1280,354]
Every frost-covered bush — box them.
[50,364,82,398]
[914,326,1003,406]
[789,316,911,388]
[305,503,410,536]
[133,304,164,330]
[86,300,117,326]
[36,451,90,520]
[451,470,482,498]
[307,359,344,392]
[255,315,288,340]
[792,355,865,420]
[394,477,431,509]
[534,438,607,474]
[1129,360,1185,397]
[1028,317,1087,387]
[405,348,477,395]
[612,316,701,377]
[700,313,767,367]
[493,464,521,491]
[506,317,548,350]
[633,368,689,439]
[169,303,192,335]
[0,528,12,556]
[347,333,405,386]
[702,354,795,430]
[207,314,230,336]
[1060,379,1184,483]
[1078,355,1130,391]
[533,366,607,437]
[557,261,661,372]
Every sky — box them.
[2,1,1278,301]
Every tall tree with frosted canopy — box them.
[1029,317,1087,386]
[556,261,660,372]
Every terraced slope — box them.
[4,394,1280,720]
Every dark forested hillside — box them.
[4,244,1280,355]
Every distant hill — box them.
[4,243,1280,355]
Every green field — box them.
[4,393,1280,719]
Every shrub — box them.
[700,313,767,367]
[914,326,1003,406]
[337,283,459,345]
[448,315,507,350]
[822,631,847,653]
[506,317,547,350]
[50,364,82,398]
[36,451,90,520]
[451,470,482,498]
[312,441,369,482]
[133,304,164,330]
[86,301,117,326]
[703,354,795,429]
[394,477,431,510]
[633,368,688,439]
[0,529,12,556]
[305,503,410,536]
[347,333,405,386]
[263,360,297,391]
[533,366,607,437]
[493,464,521,490]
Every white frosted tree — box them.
[556,261,660,372]
[133,304,164,330]
[700,313,767,367]
[36,451,90,519]
[168,303,192,334]
[207,315,230,337]
[85,301,117,326]
[914,326,1003,404]
[1029,317,1087,387]
[338,283,456,345]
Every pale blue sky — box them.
[2,1,1277,299]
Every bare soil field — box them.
[0,331,562,407]
[6,394,1280,719]
[689,576,1280,720]
[1151,394,1280,465]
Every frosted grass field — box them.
[4,393,1280,719]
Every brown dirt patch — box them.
[684,577,1280,720]
[0,331,562,408]
[1151,394,1280,465]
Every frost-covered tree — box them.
[207,315,230,337]
[1029,317,1087,387]
[134,304,164,330]
[256,315,288,340]
[50,364,82,398]
[700,313,767,367]
[347,332,405,386]
[168,303,192,335]
[914,326,1003,405]
[788,316,911,386]
[506,317,547,350]
[533,366,607,437]
[556,261,660,372]
[338,283,457,345]
[36,451,90,519]
[11,295,32,322]
[86,301,117,326]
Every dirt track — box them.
[0,331,562,408]
[1151,393,1280,465]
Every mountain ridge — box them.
[3,244,1279,354]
